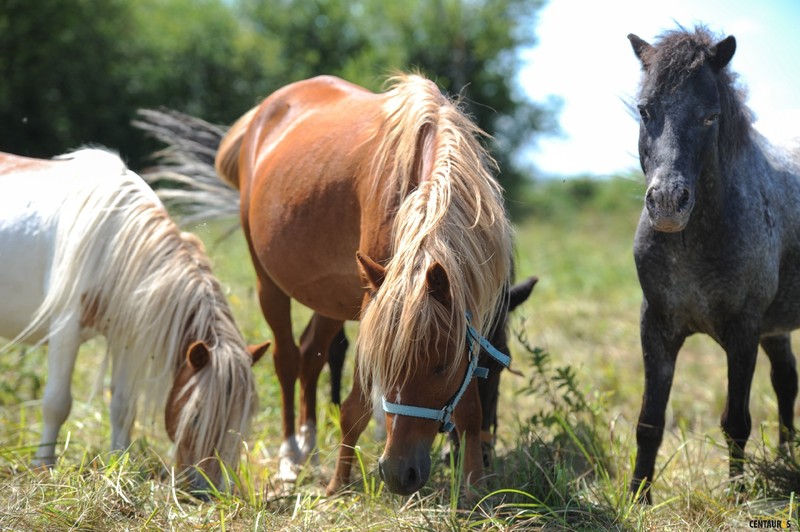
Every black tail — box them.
[133,108,240,225]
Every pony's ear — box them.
[628,33,653,63]
[509,275,538,311]
[247,340,271,366]
[187,341,211,370]
[426,262,451,306]
[709,35,736,71]
[356,251,386,293]
[413,123,436,187]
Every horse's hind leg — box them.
[760,334,798,449]
[34,320,81,467]
[296,312,344,464]
[255,273,303,480]
[328,328,349,406]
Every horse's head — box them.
[356,252,486,495]
[629,29,737,232]
[165,339,269,493]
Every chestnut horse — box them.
[328,275,538,467]
[0,149,267,492]
[139,73,513,495]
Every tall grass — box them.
[1,175,799,529]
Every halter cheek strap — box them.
[381,312,510,433]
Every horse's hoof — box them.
[297,423,319,466]
[278,438,302,482]
[325,478,343,496]
[30,456,55,471]
[279,457,300,482]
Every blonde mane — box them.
[19,149,257,479]
[357,74,513,395]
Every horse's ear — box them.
[628,33,652,63]
[247,340,271,366]
[413,123,436,187]
[356,251,386,293]
[709,35,736,71]
[187,341,211,370]
[509,275,538,311]
[426,262,451,306]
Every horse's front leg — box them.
[255,273,302,481]
[630,302,686,503]
[297,313,344,465]
[326,363,372,495]
[760,334,798,453]
[34,319,82,467]
[720,321,761,489]
[109,357,137,452]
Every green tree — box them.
[236,0,554,195]
[0,0,135,158]
[0,0,555,192]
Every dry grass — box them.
[1,176,799,529]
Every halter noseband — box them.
[381,312,511,433]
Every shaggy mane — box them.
[16,149,257,484]
[638,25,754,160]
[357,74,513,396]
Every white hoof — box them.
[297,423,318,466]
[278,438,301,482]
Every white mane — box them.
[14,149,257,478]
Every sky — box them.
[519,0,800,178]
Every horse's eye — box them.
[433,365,446,376]
[638,105,651,123]
[703,113,719,127]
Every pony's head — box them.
[629,26,748,232]
[165,338,269,492]
[138,230,268,494]
[355,74,513,495]
[357,253,469,495]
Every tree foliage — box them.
[0,0,555,192]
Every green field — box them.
[1,176,799,530]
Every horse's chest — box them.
[0,208,54,340]
[635,238,770,335]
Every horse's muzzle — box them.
[378,443,431,495]
[645,179,694,232]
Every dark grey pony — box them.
[628,26,800,503]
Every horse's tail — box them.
[215,106,258,190]
[134,108,245,226]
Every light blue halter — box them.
[381,312,511,433]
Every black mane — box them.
[641,25,753,157]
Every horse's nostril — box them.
[645,189,656,212]
[677,188,691,211]
[405,466,418,488]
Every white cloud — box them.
[520,0,800,177]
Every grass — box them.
[2,174,800,529]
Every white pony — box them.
[0,148,267,491]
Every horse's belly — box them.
[763,284,800,334]
[247,188,365,320]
